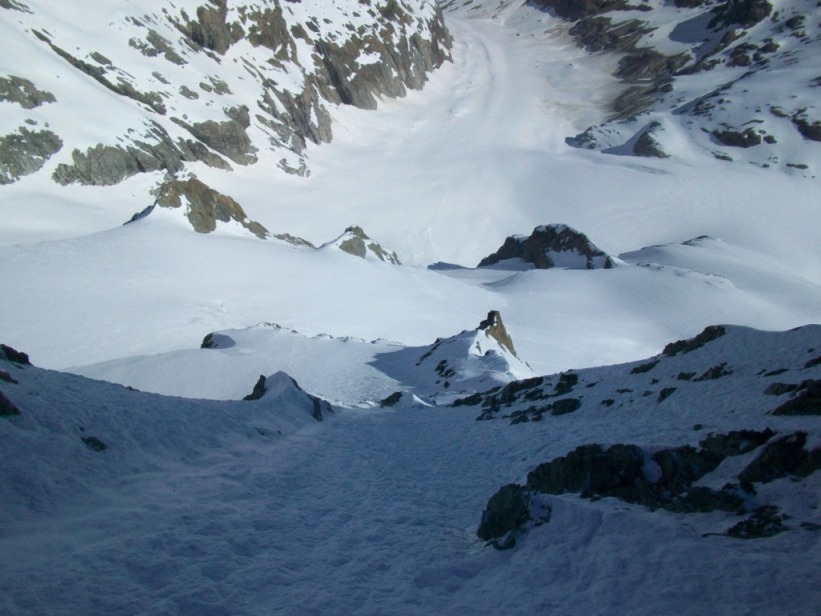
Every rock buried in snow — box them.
[477,224,614,270]
[0,389,21,416]
[242,371,332,421]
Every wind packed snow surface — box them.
[2,326,820,614]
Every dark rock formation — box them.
[569,17,649,53]
[175,0,244,55]
[171,112,257,165]
[31,29,167,115]
[699,428,775,456]
[662,325,726,357]
[200,333,236,349]
[530,0,629,21]
[154,177,268,238]
[0,127,62,185]
[129,29,187,65]
[712,128,762,148]
[726,505,788,538]
[709,0,773,29]
[52,122,231,186]
[478,310,517,357]
[770,380,821,416]
[379,391,404,407]
[480,428,819,547]
[738,432,821,482]
[81,436,108,451]
[0,389,21,416]
[792,115,821,142]
[477,484,533,549]
[243,375,268,401]
[0,75,55,108]
[0,344,31,365]
[526,443,647,497]
[478,224,614,270]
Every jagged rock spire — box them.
[478,310,517,358]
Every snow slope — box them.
[2,325,819,615]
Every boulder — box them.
[476,484,533,549]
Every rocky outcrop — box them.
[476,484,545,549]
[171,111,257,165]
[154,177,268,238]
[770,380,821,416]
[0,389,21,416]
[325,226,401,264]
[633,122,669,158]
[52,122,231,186]
[709,0,773,29]
[792,114,821,142]
[478,310,517,358]
[0,344,30,365]
[530,0,630,21]
[662,325,727,357]
[0,75,55,108]
[172,0,245,56]
[478,224,614,270]
[479,428,819,548]
[243,375,269,401]
[0,127,62,185]
[712,127,762,148]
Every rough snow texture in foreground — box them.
[1,324,820,614]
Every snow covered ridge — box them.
[0,342,330,518]
[73,311,533,407]
[3,327,821,612]
[529,0,821,174]
[458,323,821,550]
[0,0,451,186]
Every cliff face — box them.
[1,0,452,188]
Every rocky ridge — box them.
[460,323,821,548]
[0,0,452,228]
[531,0,820,174]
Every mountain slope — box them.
[2,325,819,614]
